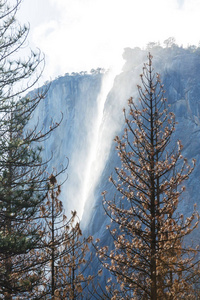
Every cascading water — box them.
[79,65,123,222]
[36,62,124,223]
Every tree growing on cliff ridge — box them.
[96,53,199,299]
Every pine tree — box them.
[96,54,200,299]
[40,175,94,300]
[0,1,66,298]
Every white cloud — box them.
[29,0,200,80]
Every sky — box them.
[17,0,200,83]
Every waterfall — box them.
[38,62,124,222]
[79,65,122,221]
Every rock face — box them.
[32,72,103,216]
[34,46,200,289]
[82,47,200,239]
[81,47,200,288]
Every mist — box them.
[18,0,200,84]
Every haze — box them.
[18,0,199,82]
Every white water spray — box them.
[79,64,123,220]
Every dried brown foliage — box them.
[96,54,200,299]
[39,176,94,299]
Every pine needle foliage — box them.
[0,1,65,298]
[96,53,200,300]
